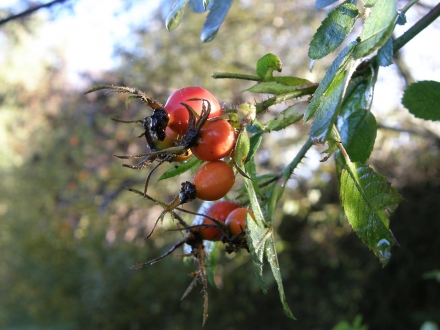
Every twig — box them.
[394,2,440,53]
[0,0,71,26]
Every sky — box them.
[2,0,161,86]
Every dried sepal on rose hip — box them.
[115,98,214,196]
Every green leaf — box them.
[247,81,312,95]
[246,133,262,163]
[205,241,218,288]
[262,102,308,132]
[273,76,313,86]
[309,2,359,59]
[256,53,282,81]
[397,12,407,25]
[200,0,233,42]
[166,0,189,31]
[337,67,378,162]
[377,37,393,67]
[234,130,250,167]
[265,234,296,319]
[245,211,267,293]
[158,157,203,181]
[338,110,377,163]
[305,42,356,122]
[354,0,397,59]
[309,71,349,142]
[266,182,282,224]
[340,163,403,266]
[402,81,440,121]
[244,159,268,292]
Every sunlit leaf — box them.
[253,84,318,113]
[340,162,403,266]
[166,0,189,31]
[309,1,359,59]
[234,130,250,167]
[158,157,203,180]
[247,81,314,95]
[262,102,308,132]
[309,71,348,142]
[200,0,233,42]
[354,0,397,58]
[274,76,313,86]
[305,42,356,122]
[402,80,440,121]
[305,42,357,142]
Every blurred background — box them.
[0,0,439,329]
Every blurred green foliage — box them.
[0,1,439,329]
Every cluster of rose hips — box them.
[86,85,258,324]
[112,86,255,247]
[87,85,257,324]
